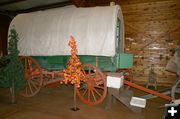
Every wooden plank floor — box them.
[0,85,169,119]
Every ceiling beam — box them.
[0,0,26,7]
[71,0,95,7]
[71,0,88,7]
[16,1,73,13]
[0,10,15,18]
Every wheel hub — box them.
[87,76,95,90]
[25,70,31,80]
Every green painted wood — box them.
[80,56,117,72]
[33,56,68,71]
[33,53,133,72]
[118,53,133,69]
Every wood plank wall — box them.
[118,0,180,85]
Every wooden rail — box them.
[124,80,172,101]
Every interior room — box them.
[0,0,179,119]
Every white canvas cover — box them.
[9,5,124,56]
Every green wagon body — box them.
[33,53,133,72]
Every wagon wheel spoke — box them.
[86,73,95,77]
[93,88,102,97]
[94,85,104,90]
[88,67,91,74]
[83,89,88,96]
[27,59,40,75]
[94,73,101,80]
[91,90,97,102]
[76,64,106,106]
[26,79,40,95]
[29,68,38,75]
[31,77,41,85]
[27,59,33,70]
[27,80,33,94]
[19,56,43,97]
[85,72,101,82]
[28,79,38,91]
[31,72,41,79]
[26,60,36,74]
[88,89,91,102]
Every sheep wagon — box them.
[9,5,133,106]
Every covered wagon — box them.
[9,5,133,105]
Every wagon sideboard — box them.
[33,53,133,72]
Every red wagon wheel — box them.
[76,64,107,106]
[117,69,133,89]
[19,56,43,97]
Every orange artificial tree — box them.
[63,36,85,88]
[63,36,85,111]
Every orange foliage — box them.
[63,36,85,87]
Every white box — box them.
[107,75,124,89]
[130,97,146,108]
[174,99,180,104]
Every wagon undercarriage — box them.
[20,56,107,106]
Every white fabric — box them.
[9,5,124,56]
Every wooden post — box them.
[70,84,80,111]
[10,78,16,104]
[96,56,98,67]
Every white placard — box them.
[107,75,124,89]
[130,97,146,108]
